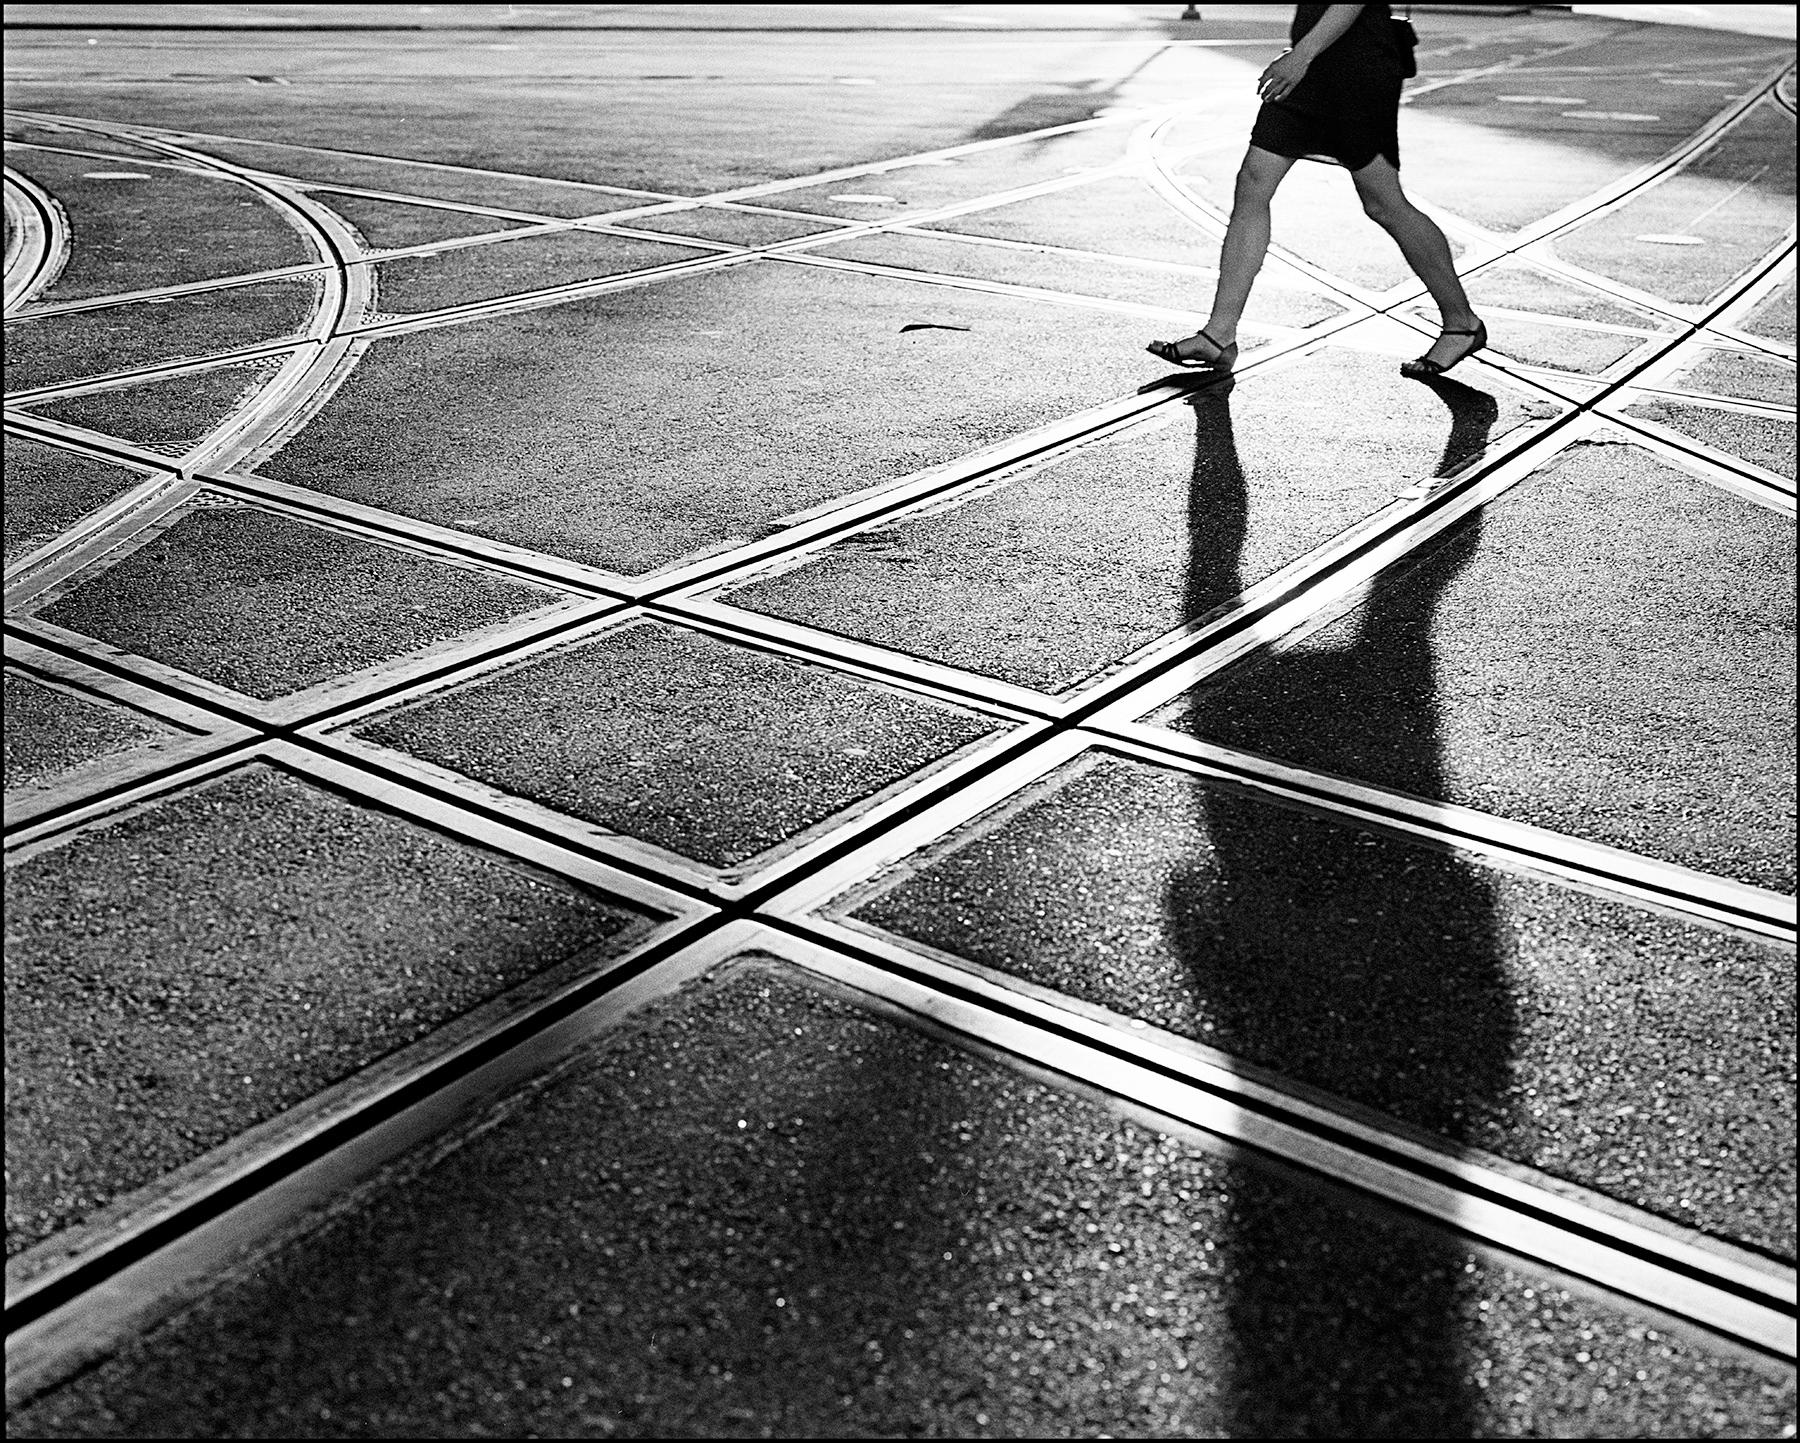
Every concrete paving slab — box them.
[312,188,530,252]
[257,262,1161,576]
[18,355,287,455]
[4,762,656,1259]
[1741,276,1796,345]
[1675,348,1798,405]
[1450,259,1676,332]
[1,146,314,300]
[366,227,710,317]
[10,958,1792,1438]
[351,619,1002,871]
[32,500,564,701]
[2,669,181,795]
[4,275,319,392]
[724,355,1551,693]
[1154,443,1795,893]
[1550,103,1796,306]
[1,436,157,564]
[812,225,1345,330]
[1451,313,1648,375]
[1622,398,1797,480]
[850,753,1795,1258]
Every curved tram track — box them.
[4,27,1796,1410]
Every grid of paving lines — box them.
[3,27,1796,1421]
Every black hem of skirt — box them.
[1249,99,1399,171]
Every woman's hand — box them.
[1257,48,1312,103]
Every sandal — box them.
[1401,320,1487,378]
[1146,328,1237,372]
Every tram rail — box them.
[5,30,1797,1408]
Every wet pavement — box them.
[4,3,1796,1436]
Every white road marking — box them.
[1636,233,1707,245]
[79,171,149,180]
[1497,94,1589,103]
[1565,110,1663,120]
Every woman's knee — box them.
[1233,164,1282,207]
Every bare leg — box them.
[1351,155,1482,368]
[1191,145,1297,354]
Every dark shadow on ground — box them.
[1166,376,1515,1434]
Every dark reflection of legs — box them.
[1168,379,1515,1434]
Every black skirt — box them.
[1249,3,1406,170]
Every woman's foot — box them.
[1401,318,1486,378]
[1146,328,1238,371]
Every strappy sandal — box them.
[1401,320,1487,378]
[1145,328,1238,372]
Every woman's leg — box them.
[1191,145,1297,354]
[1350,155,1483,367]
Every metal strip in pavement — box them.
[2,636,262,832]
[4,106,677,207]
[650,596,1059,722]
[1085,723,1797,946]
[1502,62,1797,251]
[770,248,1242,326]
[1066,411,1585,724]
[4,803,719,1408]
[0,439,182,593]
[746,919,1796,1359]
[1587,409,1796,503]
[1616,384,1796,419]
[2,165,63,314]
[4,216,605,322]
[2,469,205,610]
[3,338,308,405]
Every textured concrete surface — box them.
[1157,444,1796,892]
[354,621,1002,869]
[727,355,1550,692]
[35,503,563,700]
[4,4,1794,1435]
[4,276,319,391]
[5,763,655,1257]
[367,227,710,316]
[257,264,1165,575]
[1678,347,1800,404]
[3,147,315,300]
[21,357,287,456]
[853,754,1796,1258]
[1624,398,1798,479]
[2,671,179,795]
[313,189,529,252]
[9,961,1794,1439]
[2,437,152,563]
